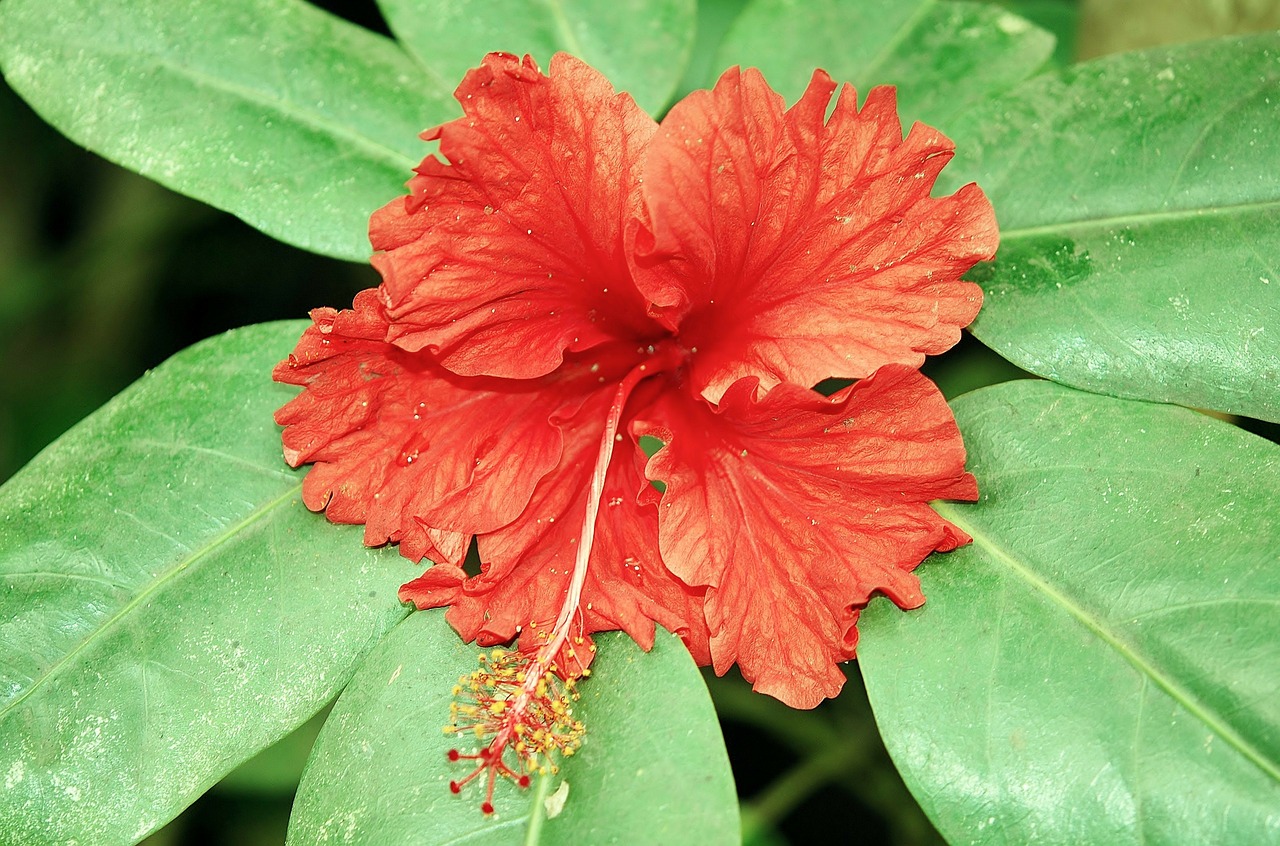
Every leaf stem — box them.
[743,741,863,836]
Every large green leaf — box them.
[0,322,417,846]
[714,0,1055,126]
[673,0,751,102]
[950,34,1280,422]
[287,610,739,845]
[376,0,696,116]
[0,0,452,262]
[859,380,1280,845]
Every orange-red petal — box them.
[402,381,709,672]
[632,68,997,401]
[635,366,976,707]
[274,289,593,560]
[370,52,663,379]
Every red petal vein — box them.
[370,52,663,379]
[633,68,997,401]
[635,366,976,707]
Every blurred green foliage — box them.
[0,78,378,484]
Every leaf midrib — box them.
[854,0,937,86]
[0,483,302,721]
[935,501,1280,785]
[999,197,1280,241]
[26,36,420,174]
[541,0,587,59]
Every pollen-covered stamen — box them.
[443,347,681,814]
[445,649,586,814]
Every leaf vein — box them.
[0,484,302,720]
[34,38,418,174]
[1001,198,1280,241]
[934,502,1280,786]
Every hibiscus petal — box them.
[273,289,584,561]
[370,52,663,379]
[402,385,710,672]
[632,67,997,402]
[635,366,976,708]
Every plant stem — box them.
[522,771,557,846]
[743,741,864,836]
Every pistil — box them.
[445,344,682,814]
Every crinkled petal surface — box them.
[635,366,977,708]
[371,52,663,379]
[273,289,603,561]
[632,69,997,401]
[275,53,991,708]
[400,382,709,672]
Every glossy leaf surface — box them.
[950,34,1280,421]
[288,610,739,845]
[376,0,696,116]
[0,0,450,261]
[0,322,415,845]
[860,379,1280,845]
[715,0,1055,126]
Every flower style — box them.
[274,53,997,714]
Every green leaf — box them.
[994,0,1079,66]
[287,610,740,845]
[0,322,417,846]
[673,0,749,102]
[217,706,331,796]
[714,0,1055,126]
[0,0,453,262]
[950,34,1280,421]
[375,0,697,116]
[859,380,1280,845]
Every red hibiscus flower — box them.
[273,52,997,711]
